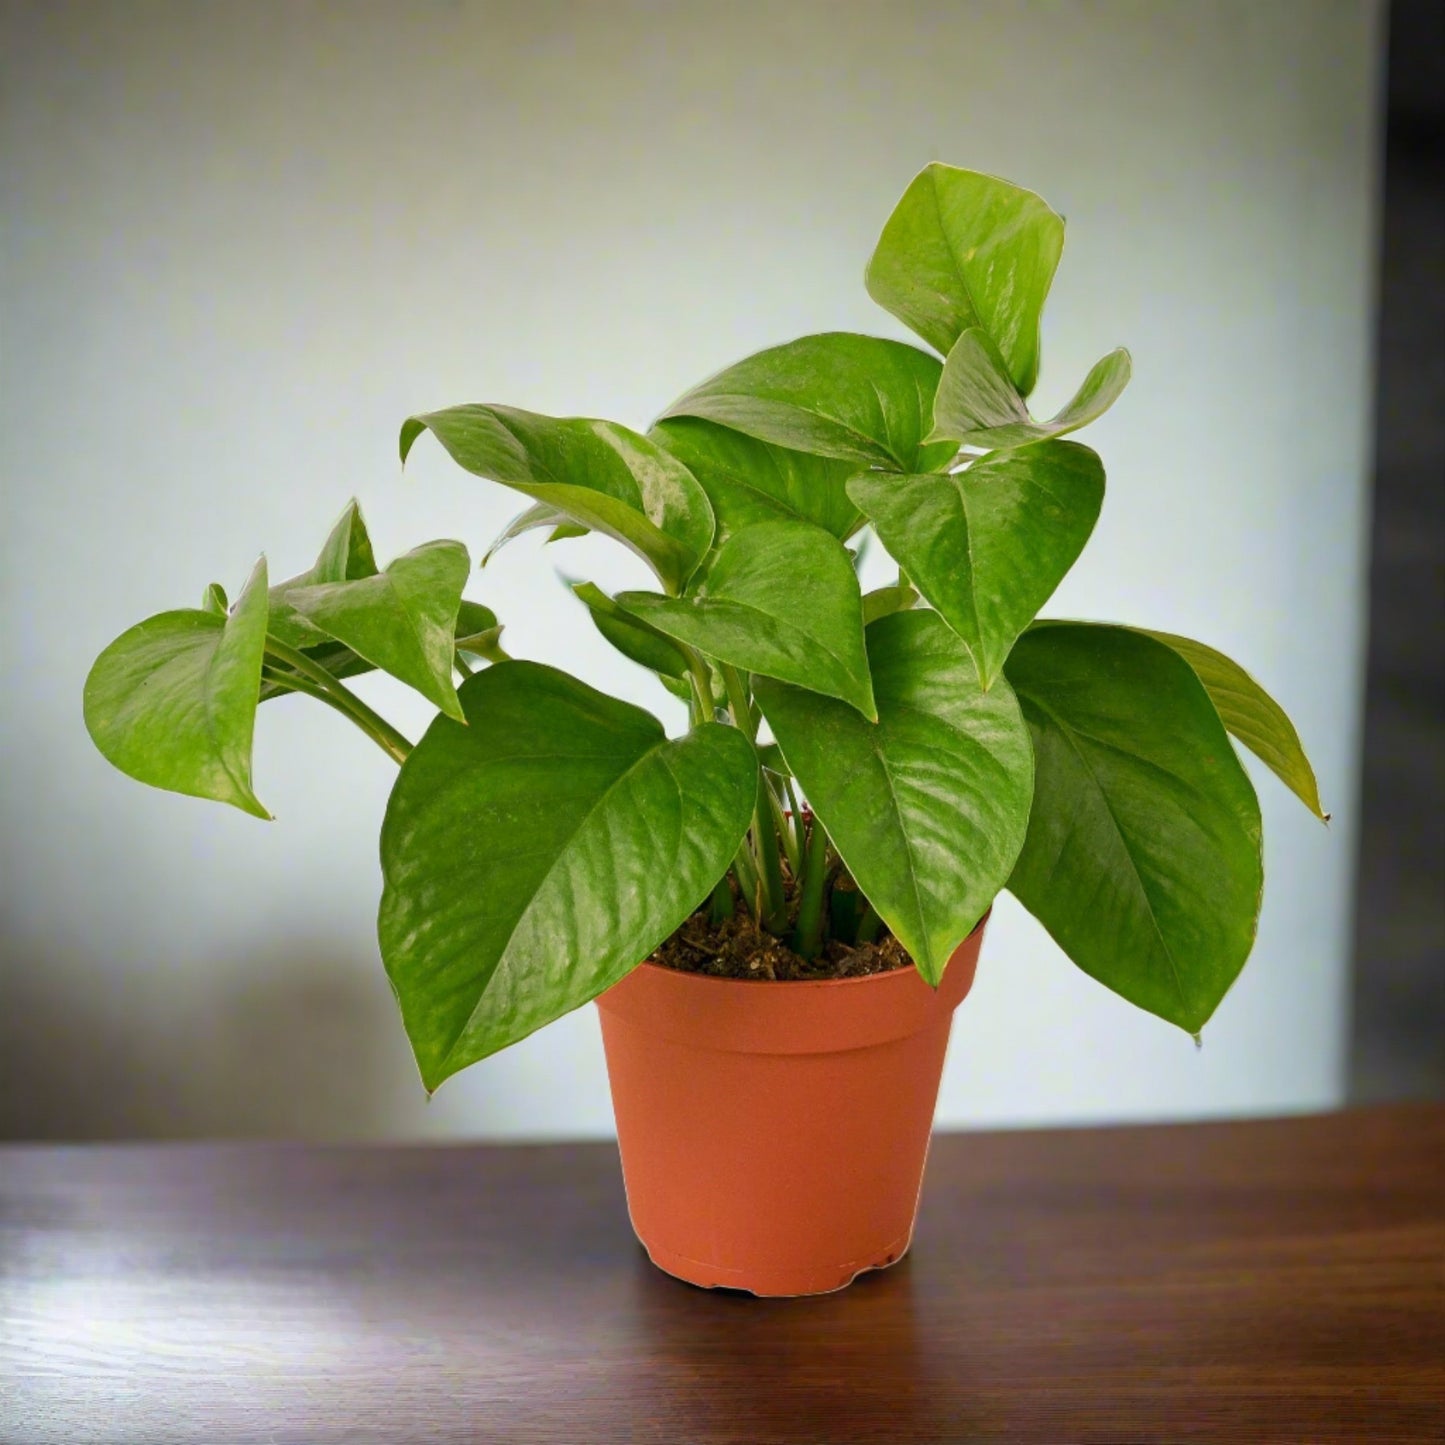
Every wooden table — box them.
[2,1106,1441,1442]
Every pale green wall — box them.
[0,0,1382,1138]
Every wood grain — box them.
[1,1106,1441,1443]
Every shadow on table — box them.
[607,1240,988,1443]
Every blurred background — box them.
[1,0,1433,1143]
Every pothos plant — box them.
[85,164,1326,1093]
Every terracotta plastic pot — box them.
[595,916,985,1297]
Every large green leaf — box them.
[267,500,379,648]
[1140,631,1328,821]
[378,663,757,1089]
[649,416,863,563]
[400,407,714,594]
[286,540,470,721]
[754,610,1034,982]
[865,163,1065,395]
[658,333,956,472]
[929,328,1131,450]
[84,557,271,819]
[1004,623,1264,1033]
[848,441,1104,689]
[618,520,877,719]
[573,581,690,681]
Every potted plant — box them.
[84,164,1326,1296]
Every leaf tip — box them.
[399,415,427,466]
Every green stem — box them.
[791,813,830,959]
[708,874,734,925]
[720,664,758,740]
[731,842,762,923]
[261,666,410,766]
[686,652,715,724]
[766,774,801,876]
[454,650,475,678]
[753,798,788,934]
[856,901,882,945]
[262,637,413,764]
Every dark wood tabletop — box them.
[1,1105,1441,1443]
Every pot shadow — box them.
[0,926,409,1140]
[607,1241,989,1442]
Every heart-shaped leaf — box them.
[286,540,470,720]
[378,662,757,1090]
[929,328,1131,450]
[849,440,1104,688]
[754,609,1034,982]
[658,333,956,472]
[401,407,714,595]
[1139,630,1327,821]
[84,557,271,818]
[649,416,864,562]
[573,581,689,681]
[865,163,1065,395]
[1004,623,1264,1033]
[267,500,379,648]
[618,520,876,719]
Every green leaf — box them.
[267,500,379,648]
[849,441,1104,688]
[401,407,714,594]
[861,581,918,626]
[286,540,470,721]
[454,599,507,664]
[1004,623,1264,1033]
[572,581,689,680]
[754,610,1034,982]
[649,416,864,562]
[378,663,757,1089]
[618,520,877,719]
[201,582,228,616]
[481,503,589,566]
[482,501,570,566]
[84,557,271,819]
[658,333,956,472]
[865,163,1065,395]
[929,328,1131,449]
[1139,631,1328,821]
[455,599,499,639]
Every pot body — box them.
[595,918,984,1296]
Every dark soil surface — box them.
[649,905,911,982]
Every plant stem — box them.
[708,874,734,925]
[791,812,830,959]
[720,664,758,740]
[261,666,410,766]
[262,637,413,764]
[686,652,715,724]
[856,901,882,945]
[765,773,801,876]
[454,650,475,678]
[753,798,788,934]
[731,841,761,924]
